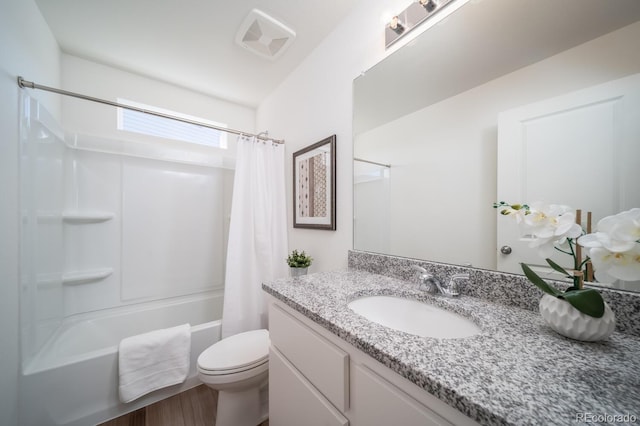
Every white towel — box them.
[118,323,191,403]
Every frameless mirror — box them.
[353,0,640,291]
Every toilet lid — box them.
[198,329,269,373]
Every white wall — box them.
[0,0,61,423]
[256,0,422,272]
[62,54,256,159]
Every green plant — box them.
[521,259,605,318]
[286,250,312,268]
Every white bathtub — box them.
[19,291,224,426]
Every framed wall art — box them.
[293,135,336,230]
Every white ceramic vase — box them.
[290,267,308,277]
[538,294,615,342]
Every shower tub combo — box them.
[19,94,233,425]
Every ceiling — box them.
[34,0,361,108]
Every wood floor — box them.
[99,385,269,426]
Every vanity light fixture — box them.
[385,0,457,48]
[389,16,406,34]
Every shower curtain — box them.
[221,135,288,338]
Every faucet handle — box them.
[447,273,469,295]
[411,265,436,292]
[411,265,429,279]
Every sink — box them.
[347,295,481,339]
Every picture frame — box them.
[293,135,336,230]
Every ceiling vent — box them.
[235,9,296,61]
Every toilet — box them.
[197,329,270,426]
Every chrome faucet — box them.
[411,266,467,297]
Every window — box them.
[117,99,227,148]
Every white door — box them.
[497,73,640,276]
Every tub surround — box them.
[262,254,640,425]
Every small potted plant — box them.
[286,250,312,277]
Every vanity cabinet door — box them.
[270,347,349,426]
[352,364,452,426]
[269,302,349,411]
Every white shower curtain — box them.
[221,135,288,338]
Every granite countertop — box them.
[262,269,640,426]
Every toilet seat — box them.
[199,358,268,376]
[197,329,269,376]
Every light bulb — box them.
[419,0,437,12]
[389,16,405,34]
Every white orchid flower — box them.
[498,201,640,283]
[589,244,640,282]
[596,208,640,244]
[520,203,582,257]
[578,231,636,253]
[578,208,640,253]
[578,208,640,282]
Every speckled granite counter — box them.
[263,270,640,426]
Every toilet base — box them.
[216,382,268,426]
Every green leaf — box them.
[545,258,571,278]
[520,263,562,297]
[286,249,312,267]
[558,288,605,318]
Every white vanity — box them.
[268,296,478,426]
[263,265,640,426]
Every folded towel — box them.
[118,323,191,403]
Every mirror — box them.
[353,0,640,291]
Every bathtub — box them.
[19,291,224,426]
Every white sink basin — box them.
[347,295,481,339]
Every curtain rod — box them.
[354,157,391,168]
[17,76,284,145]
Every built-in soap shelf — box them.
[34,211,115,224]
[33,210,115,289]
[62,268,114,286]
[36,267,114,288]
[62,211,114,224]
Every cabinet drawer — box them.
[352,364,452,426]
[269,302,349,411]
[270,347,349,426]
